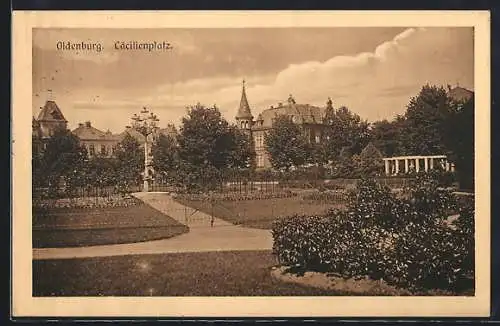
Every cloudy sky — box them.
[32,27,474,133]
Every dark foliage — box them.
[272,175,474,292]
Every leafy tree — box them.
[398,84,451,155]
[370,117,405,157]
[443,95,474,190]
[175,104,253,190]
[327,146,358,178]
[177,104,234,169]
[357,142,384,177]
[322,105,371,162]
[36,127,88,192]
[83,156,119,188]
[227,125,256,170]
[32,138,45,187]
[113,133,144,190]
[264,114,310,171]
[151,133,179,183]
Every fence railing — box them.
[32,184,142,200]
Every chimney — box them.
[85,121,91,128]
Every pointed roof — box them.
[37,100,67,122]
[236,80,253,120]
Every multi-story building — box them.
[72,121,120,158]
[33,99,179,161]
[32,100,69,154]
[235,81,330,169]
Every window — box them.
[315,132,321,144]
[101,144,108,156]
[256,153,264,168]
[89,144,95,157]
[254,134,264,148]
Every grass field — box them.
[33,203,189,248]
[175,196,345,229]
[33,250,347,296]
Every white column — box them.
[446,162,450,172]
[143,140,149,192]
[430,157,434,170]
[415,158,420,172]
[404,159,409,173]
[395,160,400,174]
[384,160,390,175]
[424,157,429,172]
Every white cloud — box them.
[132,27,472,125]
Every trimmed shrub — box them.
[272,176,474,292]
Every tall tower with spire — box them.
[235,79,254,133]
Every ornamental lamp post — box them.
[131,107,160,192]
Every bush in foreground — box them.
[272,175,474,292]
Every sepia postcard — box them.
[12,10,491,318]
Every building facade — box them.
[32,100,69,155]
[235,81,329,169]
[33,100,178,161]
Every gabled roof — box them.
[118,127,146,143]
[236,80,253,120]
[37,100,67,122]
[448,86,474,103]
[72,122,116,141]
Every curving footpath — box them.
[32,192,273,260]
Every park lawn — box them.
[175,196,345,229]
[33,250,347,296]
[33,203,189,248]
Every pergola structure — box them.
[382,155,455,176]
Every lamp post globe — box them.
[131,107,159,192]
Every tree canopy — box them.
[151,133,178,183]
[113,133,144,189]
[322,105,371,162]
[398,84,451,155]
[177,104,234,170]
[442,95,475,190]
[264,114,311,171]
[173,103,255,190]
[34,127,88,189]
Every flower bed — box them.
[272,176,474,293]
[173,190,297,202]
[33,194,142,210]
[301,190,349,204]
